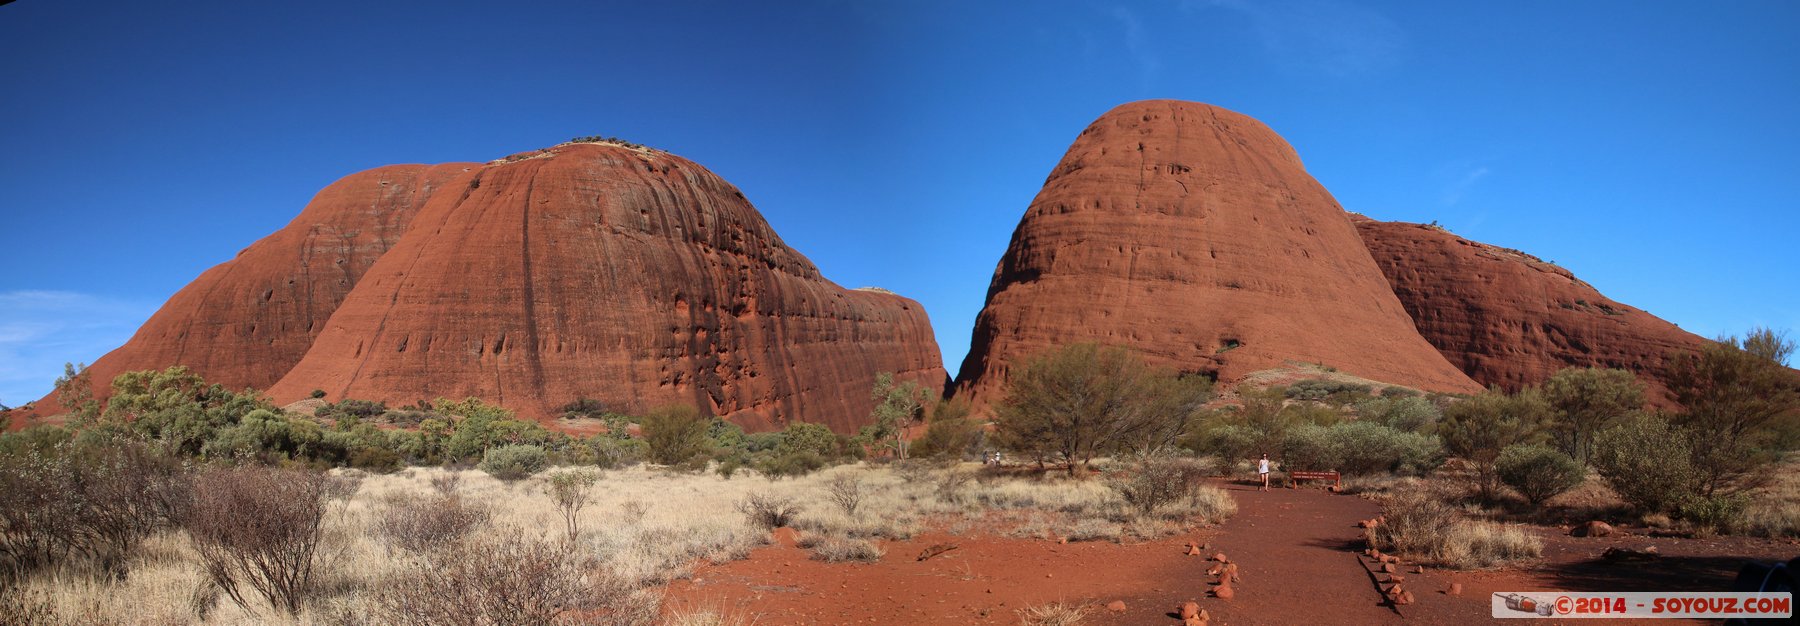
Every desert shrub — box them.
[737,492,802,530]
[1186,483,1238,524]
[1370,486,1539,568]
[807,536,883,563]
[1336,421,1442,474]
[758,450,826,479]
[370,532,655,626]
[347,445,404,473]
[309,389,327,399]
[583,435,646,470]
[1496,444,1583,505]
[911,398,982,460]
[1436,521,1543,569]
[1667,331,1800,497]
[1279,421,1441,476]
[374,492,491,554]
[1018,602,1092,626]
[478,444,549,480]
[183,465,329,615]
[1591,414,1700,514]
[1108,457,1209,518]
[1354,395,1441,433]
[826,474,866,517]
[1185,423,1260,467]
[775,422,838,459]
[1541,367,1646,465]
[557,397,609,420]
[1738,500,1800,538]
[1287,379,1373,403]
[0,440,190,584]
[1368,488,1460,556]
[1440,388,1551,499]
[315,398,389,425]
[641,404,712,465]
[0,425,73,457]
[1677,493,1749,534]
[545,470,601,543]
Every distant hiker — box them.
[1258,453,1271,491]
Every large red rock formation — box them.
[32,163,475,412]
[1353,217,1708,402]
[955,100,1481,410]
[45,143,946,433]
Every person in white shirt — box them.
[1258,453,1271,491]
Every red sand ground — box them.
[664,479,1797,624]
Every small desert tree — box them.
[910,397,982,460]
[1666,330,1800,496]
[640,404,712,466]
[1495,444,1584,506]
[53,362,99,426]
[860,373,930,460]
[994,343,1198,475]
[545,470,600,544]
[1592,413,1700,514]
[1439,388,1551,500]
[1540,367,1645,465]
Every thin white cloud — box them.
[0,290,154,407]
[1110,6,1162,88]
[1186,0,1405,78]
[1443,166,1490,206]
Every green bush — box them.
[776,422,838,459]
[758,450,826,479]
[640,404,711,465]
[1678,493,1749,533]
[1354,396,1442,433]
[1108,457,1211,518]
[1278,421,1442,476]
[1591,414,1699,514]
[1495,444,1583,505]
[478,444,549,480]
[1286,379,1373,403]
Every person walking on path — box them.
[1258,453,1271,491]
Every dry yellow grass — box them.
[13,461,1235,625]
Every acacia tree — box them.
[1540,367,1645,465]
[994,343,1205,475]
[1666,329,1800,496]
[860,373,929,460]
[53,362,99,425]
[1439,387,1552,500]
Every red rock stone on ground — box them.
[1571,520,1617,538]
[953,99,1480,413]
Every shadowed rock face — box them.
[46,143,946,432]
[954,100,1481,410]
[32,162,475,411]
[1353,217,1708,403]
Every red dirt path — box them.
[663,480,1795,624]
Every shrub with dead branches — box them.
[370,532,656,626]
[374,492,492,554]
[183,465,329,615]
[736,492,802,530]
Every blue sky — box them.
[1,1,1796,406]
